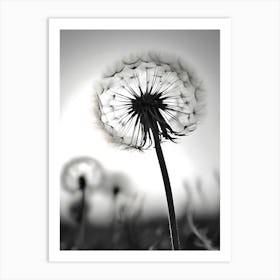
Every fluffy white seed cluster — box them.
[94,52,205,150]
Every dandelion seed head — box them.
[95,52,205,150]
[61,157,105,193]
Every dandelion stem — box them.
[151,122,181,250]
[73,176,87,250]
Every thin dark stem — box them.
[73,176,87,250]
[151,122,181,250]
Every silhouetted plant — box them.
[95,52,204,250]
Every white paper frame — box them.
[48,18,231,262]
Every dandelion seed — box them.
[94,52,205,250]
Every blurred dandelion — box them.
[95,52,205,250]
[61,157,105,249]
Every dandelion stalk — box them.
[151,120,180,249]
[73,175,87,249]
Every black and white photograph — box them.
[49,18,231,262]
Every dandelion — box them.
[95,52,204,250]
[61,157,105,249]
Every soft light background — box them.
[60,30,220,220]
[0,0,279,279]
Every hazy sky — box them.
[60,30,220,220]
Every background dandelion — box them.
[60,157,105,249]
